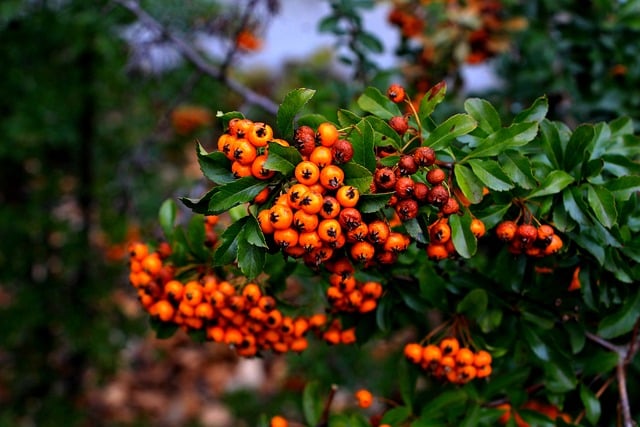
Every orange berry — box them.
[150,300,175,322]
[295,160,320,186]
[439,337,460,356]
[470,218,486,238]
[251,154,276,180]
[496,220,518,241]
[404,342,424,364]
[355,389,374,409]
[426,243,449,260]
[387,83,406,103]
[421,344,442,365]
[455,347,475,366]
[319,164,345,190]
[309,145,333,168]
[473,350,492,368]
[316,122,339,147]
[336,185,360,208]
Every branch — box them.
[113,0,279,115]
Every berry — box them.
[398,154,418,175]
[413,146,436,167]
[374,167,397,191]
[387,83,406,103]
[496,220,517,241]
[389,115,409,135]
[426,168,446,185]
[427,185,449,207]
[355,389,374,408]
[331,139,354,164]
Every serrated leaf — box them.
[562,187,592,226]
[564,124,595,176]
[357,86,401,120]
[180,187,216,215]
[454,164,484,204]
[263,142,303,176]
[597,290,640,339]
[337,108,361,127]
[237,238,265,279]
[342,162,373,193]
[539,119,563,169]
[464,98,501,134]
[404,217,428,244]
[603,176,640,201]
[197,143,235,185]
[468,159,514,191]
[419,81,447,121]
[212,219,246,266]
[358,192,392,213]
[208,177,269,214]
[365,115,403,150]
[158,199,177,239]
[245,215,268,248]
[456,289,488,319]
[526,170,575,199]
[474,202,512,230]
[424,113,477,151]
[449,210,477,258]
[350,119,377,172]
[587,184,617,228]
[499,151,536,190]
[463,122,538,160]
[580,385,601,425]
[513,95,548,124]
[277,88,316,139]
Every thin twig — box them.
[585,331,623,354]
[114,0,279,115]
[317,384,338,427]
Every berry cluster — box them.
[214,117,412,268]
[495,220,563,257]
[325,257,383,314]
[404,337,492,384]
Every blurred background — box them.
[1,0,639,426]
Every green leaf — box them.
[380,406,411,425]
[404,217,428,244]
[468,159,513,191]
[463,122,538,160]
[597,289,640,339]
[499,151,536,190]
[277,88,316,139]
[562,187,592,226]
[464,98,501,134]
[342,162,373,193]
[419,81,447,121]
[587,184,617,228]
[158,199,177,239]
[522,325,551,361]
[399,360,417,412]
[302,381,323,426]
[245,214,268,248]
[564,124,595,176]
[149,317,179,339]
[424,114,478,151]
[563,321,586,354]
[580,384,601,426]
[456,289,488,319]
[449,210,477,258]
[454,164,484,204]
[544,357,577,393]
[357,86,401,120]
[186,214,207,259]
[296,113,329,129]
[475,202,511,230]
[197,143,235,185]
[513,95,548,124]
[263,142,303,176]
[337,108,361,127]
[358,31,384,53]
[237,238,265,279]
[539,119,563,169]
[365,115,403,150]
[212,218,246,266]
[526,170,575,199]
[216,111,244,132]
[350,119,377,172]
[180,188,215,215]
[603,176,640,201]
[420,389,467,416]
[208,177,268,215]
[357,192,392,213]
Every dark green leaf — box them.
[597,289,640,339]
[449,210,477,258]
[277,88,316,139]
[456,289,488,319]
[404,217,427,244]
[563,321,586,354]
[564,124,595,176]
[587,184,617,228]
[357,192,392,213]
[603,176,640,201]
[296,113,329,129]
[522,325,551,361]
[463,122,538,160]
[197,143,235,185]
[180,188,216,215]
[358,31,384,53]
[478,309,503,333]
[580,384,601,425]
[499,151,536,190]
[237,238,265,279]
[544,357,577,393]
[357,86,401,120]
[513,95,548,124]
[562,187,591,226]
[419,81,447,121]
[380,406,411,425]
[539,119,563,169]
[212,218,246,266]
[244,214,268,248]
[342,162,373,193]
[424,114,477,151]
[149,317,179,339]
[158,199,177,239]
[318,15,340,33]
[464,98,501,134]
[602,154,640,177]
[208,177,269,215]
[454,164,484,204]
[526,171,575,199]
[475,202,511,230]
[350,119,377,172]
[186,214,207,259]
[263,142,303,176]
[420,389,467,415]
[468,159,513,191]
[399,360,417,411]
